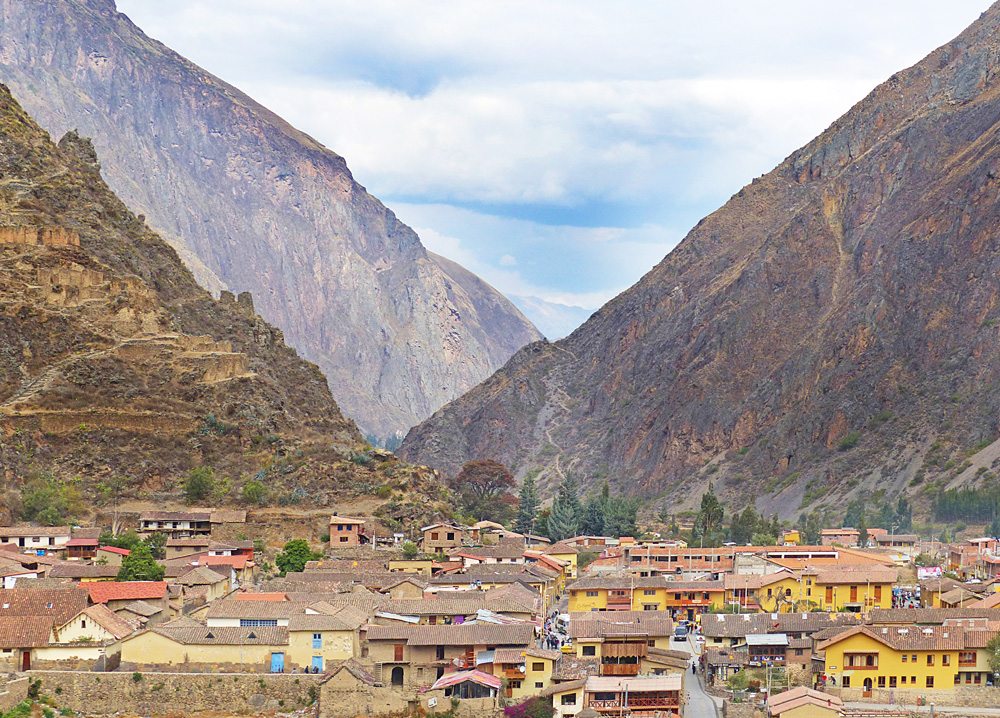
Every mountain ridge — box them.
[401,3,1000,517]
[0,0,542,436]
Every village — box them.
[0,513,999,718]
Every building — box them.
[119,618,289,672]
[546,543,580,579]
[872,534,918,551]
[365,622,535,689]
[767,687,843,718]
[0,527,72,552]
[490,646,561,699]
[95,546,130,567]
[819,529,860,547]
[48,564,119,582]
[540,678,588,718]
[87,581,170,613]
[64,537,98,560]
[0,615,53,671]
[286,607,367,672]
[568,611,674,675]
[818,624,993,694]
[328,516,367,547]
[420,524,464,555]
[723,571,804,612]
[812,568,896,612]
[582,674,682,717]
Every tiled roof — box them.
[525,647,562,660]
[71,528,103,539]
[65,538,99,547]
[152,621,288,646]
[139,511,210,521]
[326,658,376,685]
[88,581,168,604]
[814,567,897,585]
[206,600,312,619]
[380,598,533,616]
[328,516,366,525]
[234,592,289,602]
[0,587,90,624]
[818,625,967,652]
[552,656,600,681]
[166,538,211,547]
[0,615,53,648]
[196,555,248,569]
[867,608,1000,624]
[287,606,368,631]
[568,574,665,590]
[0,526,71,537]
[493,648,528,664]
[538,678,587,698]
[568,611,673,639]
[173,566,228,586]
[73,604,138,639]
[119,600,163,617]
[723,571,798,590]
[701,611,859,639]
[545,542,580,556]
[97,546,131,556]
[48,564,119,579]
[451,545,526,560]
[366,622,535,646]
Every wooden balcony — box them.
[503,668,525,679]
[600,663,640,676]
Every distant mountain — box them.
[509,296,595,340]
[0,0,541,437]
[402,4,1000,517]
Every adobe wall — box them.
[27,670,322,715]
[0,226,80,247]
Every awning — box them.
[601,641,648,658]
[430,670,503,691]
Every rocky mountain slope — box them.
[0,83,451,529]
[402,4,1000,517]
[0,0,541,438]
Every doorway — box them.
[391,666,404,687]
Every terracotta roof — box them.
[65,538,99,547]
[525,647,562,660]
[569,611,673,639]
[206,600,312,619]
[366,622,535,646]
[0,587,90,624]
[173,566,228,586]
[867,608,1000,624]
[234,592,289,602]
[701,611,859,639]
[818,625,966,652]
[493,647,528,664]
[813,567,897,585]
[88,581,168,604]
[768,687,843,716]
[325,659,376,685]
[451,545,526,560]
[552,656,600,680]
[152,621,288,646]
[196,555,248,569]
[723,571,798,590]
[545,542,580,556]
[166,538,211,547]
[538,678,587,698]
[328,516,366,525]
[0,615,53,648]
[97,546,131,556]
[380,598,533,616]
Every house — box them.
[421,524,464,554]
[567,575,665,612]
[451,544,527,567]
[582,674,682,716]
[138,511,212,538]
[328,516,367,547]
[48,564,120,582]
[119,618,290,672]
[948,539,998,573]
[812,568,896,612]
[872,534,918,551]
[0,526,72,552]
[287,606,367,672]
[0,587,90,625]
[65,537,98,560]
[820,529,860,547]
[164,538,212,559]
[490,646,561,699]
[0,615,53,671]
[430,669,502,699]
[659,580,725,620]
[540,678,588,718]
[95,546,130,566]
[624,545,736,577]
[387,559,433,576]
[767,687,843,718]
[172,565,230,603]
[383,576,428,599]
[566,536,611,549]
[373,597,535,626]
[546,543,580,579]
[87,581,170,613]
[780,530,801,546]
[700,611,860,668]
[366,622,535,689]
[41,604,138,671]
[723,570,804,612]
[568,611,674,675]
[205,599,311,627]
[818,624,988,694]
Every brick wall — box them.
[27,670,322,715]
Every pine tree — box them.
[548,474,582,540]
[515,474,540,534]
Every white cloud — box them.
[499,254,517,267]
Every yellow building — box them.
[812,568,895,612]
[119,620,289,672]
[387,559,433,576]
[723,570,805,612]
[780,530,802,546]
[568,611,674,673]
[545,543,580,579]
[818,624,992,693]
[567,575,665,612]
[287,611,365,672]
[540,678,586,718]
[494,647,561,700]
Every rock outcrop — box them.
[0,0,541,437]
[402,3,1000,516]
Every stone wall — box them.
[0,226,80,246]
[0,676,29,712]
[319,678,498,718]
[27,670,322,715]
[828,684,1000,708]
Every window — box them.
[674,593,681,600]
[975,673,982,684]
[532,662,544,672]
[960,651,976,665]
[535,682,543,688]
[843,676,850,688]
[901,676,906,684]
[340,536,348,543]
[878,676,886,688]
[313,633,322,649]
[447,532,455,541]
[874,585,882,600]
[394,644,404,661]
[767,588,773,597]
[509,681,522,689]
[81,620,87,629]
[240,619,278,627]
[431,532,439,540]
[942,655,950,666]
[926,677,934,688]
[643,604,658,611]
[583,645,596,656]
[644,589,656,596]
[889,677,897,688]
[911,655,916,662]
[902,654,907,662]
[927,655,934,666]
[807,589,811,597]
[785,588,792,597]
[912,676,916,684]
[795,649,803,656]
[561,694,577,706]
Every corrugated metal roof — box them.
[586,675,682,692]
[746,633,788,646]
[430,670,501,691]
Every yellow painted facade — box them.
[815,580,892,612]
[568,587,608,613]
[387,559,433,576]
[287,628,358,671]
[506,652,558,700]
[549,551,578,579]
[823,632,958,691]
[57,614,119,644]
[119,630,283,670]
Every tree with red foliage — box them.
[449,459,519,525]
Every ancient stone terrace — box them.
[0,225,79,246]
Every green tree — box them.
[730,506,760,545]
[603,495,639,538]
[857,511,869,547]
[184,466,215,503]
[987,634,1000,676]
[991,515,1000,540]
[515,473,540,534]
[99,530,143,551]
[895,497,912,532]
[116,543,165,581]
[274,539,322,576]
[800,510,823,545]
[694,484,724,543]
[242,480,267,505]
[581,483,610,536]
[751,531,777,547]
[143,532,167,560]
[401,540,419,560]
[547,474,582,541]
[449,460,519,524]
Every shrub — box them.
[504,697,555,718]
[184,466,214,503]
[838,431,862,451]
[132,671,143,683]
[402,541,419,560]
[241,480,267,505]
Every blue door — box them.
[311,656,323,672]
[270,653,284,673]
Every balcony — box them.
[601,663,640,676]
[504,668,526,679]
[959,661,978,668]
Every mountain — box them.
[0,0,541,438]
[401,4,1000,518]
[508,295,595,340]
[0,83,453,530]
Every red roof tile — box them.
[88,581,168,604]
[98,546,131,556]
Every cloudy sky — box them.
[117,0,987,336]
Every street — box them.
[669,633,721,718]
